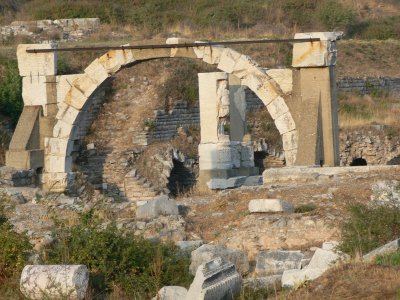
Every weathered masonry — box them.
[6,32,341,191]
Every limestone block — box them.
[322,241,339,251]
[45,155,72,173]
[17,44,57,76]
[186,257,242,300]
[281,268,325,289]
[207,176,247,190]
[64,85,88,110]
[292,32,343,67]
[282,130,299,151]
[56,103,80,125]
[265,69,293,94]
[231,55,260,79]
[22,76,48,106]
[307,248,341,272]
[20,265,88,300]
[240,143,255,168]
[193,41,208,59]
[166,37,197,58]
[71,74,99,98]
[84,59,110,84]
[203,46,225,65]
[267,96,289,120]
[217,48,241,73]
[363,239,400,262]
[190,244,249,276]
[53,119,74,139]
[198,143,233,170]
[275,112,296,135]
[98,50,127,73]
[241,73,278,106]
[57,74,84,104]
[255,251,303,276]
[42,172,70,192]
[136,195,179,220]
[44,137,72,156]
[248,199,294,213]
[152,286,188,300]
[284,149,297,166]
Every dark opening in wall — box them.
[387,156,400,165]
[350,158,367,166]
[167,159,196,196]
[254,151,268,174]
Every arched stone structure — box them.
[7,32,342,191]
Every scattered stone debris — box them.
[255,250,304,276]
[135,195,179,220]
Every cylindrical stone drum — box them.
[20,265,89,300]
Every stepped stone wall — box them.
[337,76,400,96]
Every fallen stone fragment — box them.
[255,250,303,276]
[190,244,249,275]
[243,275,282,290]
[186,257,241,300]
[322,240,339,251]
[307,248,342,271]
[20,265,89,300]
[363,239,400,262]
[136,195,179,220]
[152,286,188,300]
[207,176,247,190]
[248,199,294,213]
[281,268,325,289]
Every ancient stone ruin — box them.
[4,32,343,194]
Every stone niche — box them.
[197,72,258,187]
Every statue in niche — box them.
[216,79,230,139]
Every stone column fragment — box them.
[20,265,89,300]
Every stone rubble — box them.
[255,250,304,276]
[248,199,294,213]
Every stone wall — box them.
[1,18,100,42]
[337,76,400,96]
[340,126,400,166]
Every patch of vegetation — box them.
[0,57,23,125]
[339,202,400,256]
[349,16,400,40]
[295,203,317,213]
[237,286,276,299]
[144,118,157,131]
[45,210,193,298]
[0,204,32,299]
[376,251,400,267]
[157,59,216,109]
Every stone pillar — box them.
[292,32,341,167]
[6,44,58,171]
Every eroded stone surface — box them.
[248,199,294,213]
[255,250,303,276]
[20,265,89,300]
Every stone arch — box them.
[45,40,298,189]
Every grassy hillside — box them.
[0,0,398,40]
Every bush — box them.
[45,211,193,298]
[376,251,400,266]
[348,16,400,40]
[339,202,400,256]
[317,0,354,29]
[0,205,32,299]
[0,58,23,125]
[295,203,317,213]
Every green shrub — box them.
[317,0,354,29]
[339,202,400,256]
[376,251,400,266]
[295,203,317,213]
[0,58,23,125]
[157,59,216,109]
[0,205,32,299]
[349,16,400,40]
[45,211,193,298]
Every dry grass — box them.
[288,263,400,300]
[338,93,400,128]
